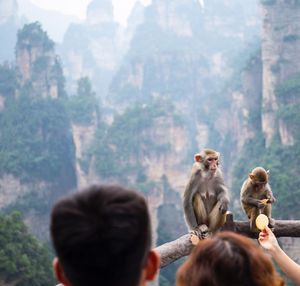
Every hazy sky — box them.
[30,0,152,26]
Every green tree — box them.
[0,212,55,286]
[0,95,76,183]
[93,99,171,182]
[67,77,99,125]
[17,22,54,51]
[0,64,16,97]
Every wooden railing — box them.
[155,213,300,268]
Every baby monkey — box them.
[240,167,276,232]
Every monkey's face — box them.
[252,180,267,190]
[249,168,268,189]
[205,156,219,173]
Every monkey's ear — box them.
[194,153,202,162]
[249,173,255,180]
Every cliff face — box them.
[151,0,197,37]
[140,115,190,191]
[0,174,52,239]
[72,114,98,189]
[16,22,64,98]
[0,23,77,239]
[0,174,47,209]
[230,51,263,149]
[261,0,300,145]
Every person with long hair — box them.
[176,231,285,286]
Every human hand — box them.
[258,226,279,252]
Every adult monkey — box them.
[240,166,276,232]
[183,149,229,238]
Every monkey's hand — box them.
[219,201,228,214]
[267,196,276,204]
[257,201,265,209]
[260,199,269,206]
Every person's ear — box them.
[145,250,160,281]
[53,257,70,286]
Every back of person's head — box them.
[176,231,285,286]
[50,184,158,286]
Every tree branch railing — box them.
[155,213,300,268]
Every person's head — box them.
[177,231,284,286]
[50,184,159,286]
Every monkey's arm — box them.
[265,184,276,203]
[241,188,264,208]
[183,193,198,229]
[183,173,200,230]
[242,196,264,208]
[242,196,261,206]
[215,179,229,214]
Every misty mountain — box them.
[18,0,80,42]
[0,0,19,62]
[0,0,80,63]
[59,0,145,99]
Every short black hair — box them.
[50,185,152,286]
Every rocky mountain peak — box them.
[127,1,145,30]
[150,0,202,36]
[261,0,300,145]
[86,0,114,26]
[0,0,17,25]
[16,22,64,98]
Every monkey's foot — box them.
[198,224,209,235]
[190,224,209,239]
[268,217,275,230]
